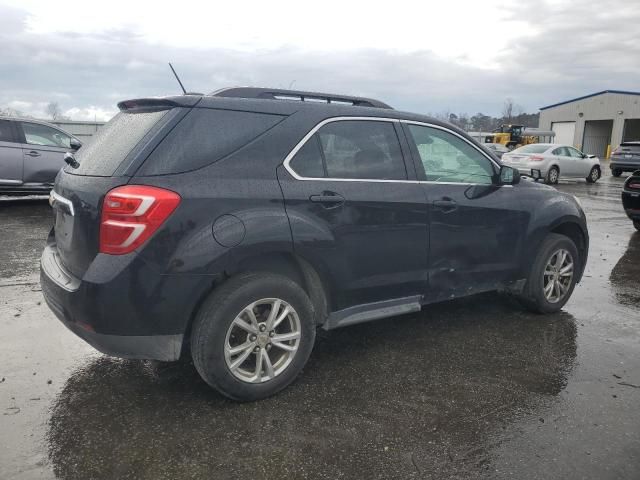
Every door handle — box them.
[433,198,458,212]
[309,191,345,208]
[25,151,41,157]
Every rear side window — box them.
[68,109,170,176]
[288,120,407,180]
[139,108,285,175]
[0,120,16,143]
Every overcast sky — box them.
[1,0,639,121]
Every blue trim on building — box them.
[540,90,640,111]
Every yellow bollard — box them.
[606,144,611,160]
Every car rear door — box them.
[18,122,73,184]
[0,120,23,186]
[402,122,528,302]
[278,118,430,311]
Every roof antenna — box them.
[168,62,187,95]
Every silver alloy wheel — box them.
[224,298,301,383]
[591,168,599,181]
[549,168,559,183]
[543,248,574,303]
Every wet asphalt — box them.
[0,173,639,480]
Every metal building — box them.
[49,120,106,140]
[538,90,640,158]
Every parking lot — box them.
[0,173,638,480]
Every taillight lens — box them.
[529,155,545,162]
[628,181,640,190]
[99,185,181,255]
[611,147,622,156]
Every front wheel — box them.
[517,233,580,313]
[546,166,559,184]
[586,166,600,183]
[191,273,316,401]
[612,169,622,177]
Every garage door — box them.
[551,122,576,146]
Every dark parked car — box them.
[0,117,81,194]
[622,170,640,230]
[41,88,589,401]
[611,141,640,177]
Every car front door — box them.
[402,122,529,303]
[0,120,24,186]
[18,122,73,184]
[566,146,590,176]
[278,118,429,311]
[552,146,576,176]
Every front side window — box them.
[21,122,72,148]
[406,124,495,184]
[288,120,407,180]
[567,147,584,158]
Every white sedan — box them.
[501,144,601,184]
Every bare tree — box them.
[46,102,62,120]
[502,98,514,122]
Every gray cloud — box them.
[0,1,638,120]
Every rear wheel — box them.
[546,166,559,185]
[191,273,316,401]
[586,166,600,183]
[612,169,622,177]
[517,233,579,313]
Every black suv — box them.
[41,88,589,401]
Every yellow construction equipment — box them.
[484,124,555,149]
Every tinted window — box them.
[315,120,406,180]
[0,120,16,143]
[407,124,495,184]
[21,122,72,148]
[141,108,284,175]
[289,137,325,178]
[68,109,170,176]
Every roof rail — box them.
[209,87,393,109]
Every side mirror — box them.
[69,138,82,151]
[499,165,520,185]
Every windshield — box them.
[512,144,549,154]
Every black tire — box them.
[612,169,622,177]
[546,166,559,184]
[517,233,580,314]
[586,166,600,183]
[191,273,316,401]
[634,220,640,231]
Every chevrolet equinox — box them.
[41,87,589,401]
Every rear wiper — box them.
[64,152,79,169]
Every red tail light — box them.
[100,185,181,255]
[611,147,622,156]
[529,155,545,162]
[628,182,640,190]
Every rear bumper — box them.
[40,243,211,361]
[610,160,640,172]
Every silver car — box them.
[0,117,81,195]
[501,143,601,184]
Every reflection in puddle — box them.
[47,294,577,479]
[610,232,640,309]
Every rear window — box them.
[513,144,550,154]
[138,108,285,175]
[66,109,170,176]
